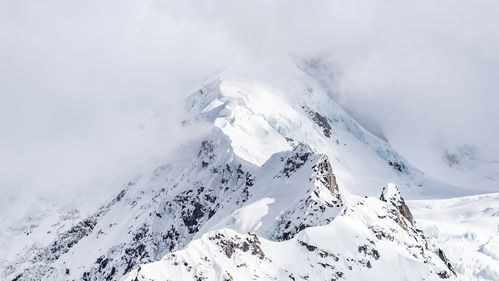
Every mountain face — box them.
[124,184,455,281]
[1,63,496,281]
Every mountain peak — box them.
[380,183,415,225]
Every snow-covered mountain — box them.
[124,183,456,281]
[427,142,499,194]
[1,62,497,281]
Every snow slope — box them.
[409,193,499,281]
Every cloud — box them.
[1,0,498,209]
[167,0,499,163]
[321,0,499,170]
[0,0,244,208]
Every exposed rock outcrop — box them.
[380,183,414,225]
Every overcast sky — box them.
[1,0,498,208]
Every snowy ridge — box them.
[3,130,257,280]
[124,186,456,281]
[203,143,344,241]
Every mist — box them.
[0,0,245,208]
[1,0,498,209]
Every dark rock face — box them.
[280,151,311,177]
[388,161,408,173]
[208,232,266,261]
[358,244,380,260]
[308,111,333,138]
[198,140,216,168]
[397,201,415,225]
[437,248,456,277]
[315,157,339,194]
[298,240,317,252]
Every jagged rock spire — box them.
[380,183,414,225]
